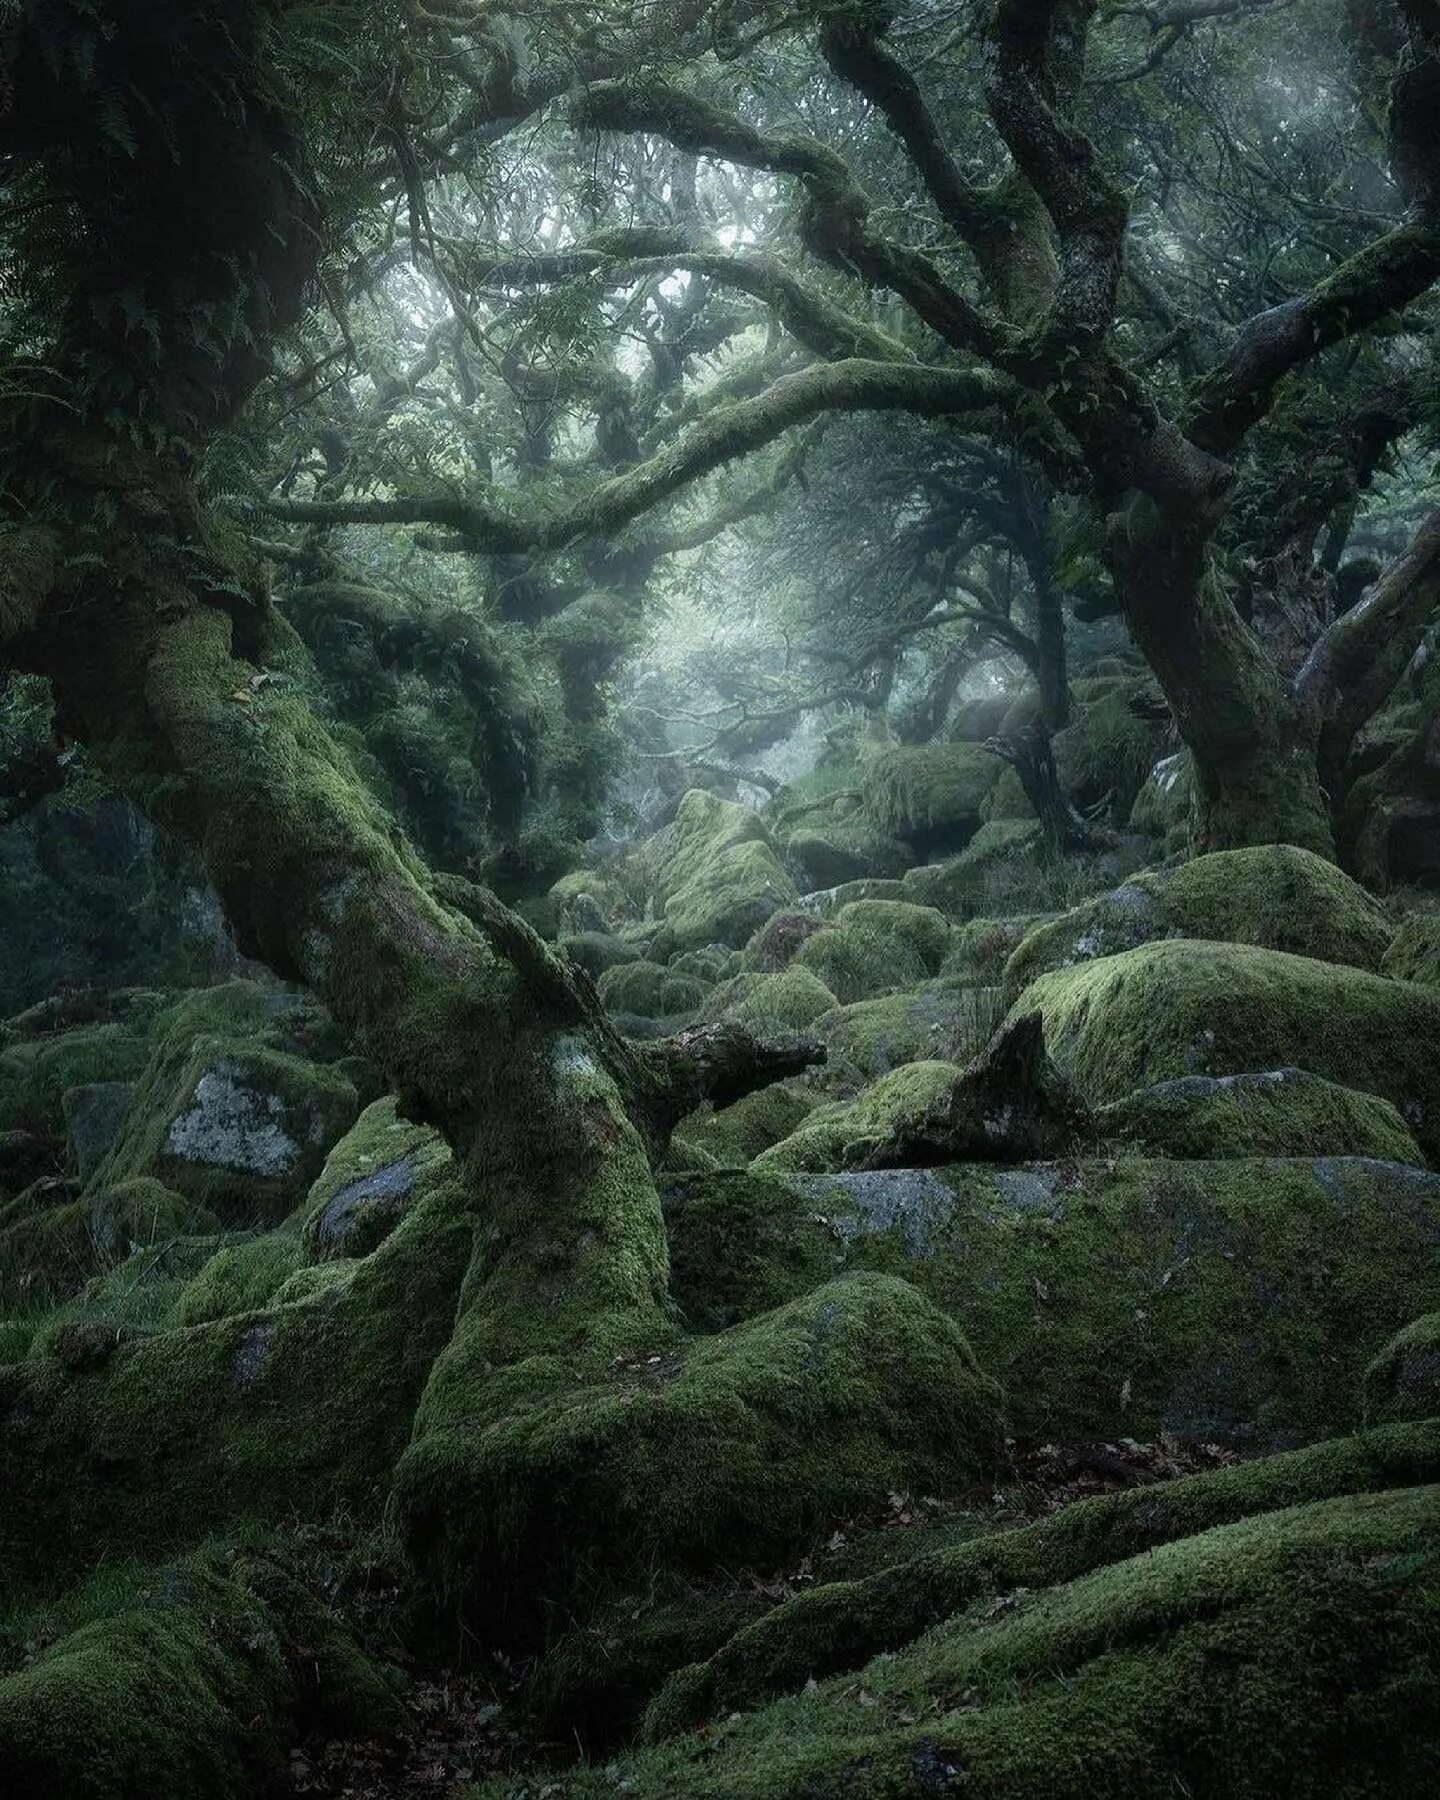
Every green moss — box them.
[0,1540,401,1798]
[664,1157,1440,1448]
[900,820,1045,915]
[740,909,826,972]
[1011,939,1440,1155]
[1383,914,1440,988]
[634,1420,1440,1755]
[0,1026,154,1138]
[791,902,950,1006]
[396,1269,1004,1643]
[670,1085,819,1172]
[92,1017,360,1227]
[0,1178,217,1306]
[698,967,838,1034]
[1129,749,1193,846]
[1051,678,1168,815]
[557,931,640,979]
[653,792,797,953]
[943,914,1051,983]
[811,986,966,1078]
[755,1062,963,1173]
[1102,1069,1425,1164]
[174,1232,303,1325]
[1365,1313,1440,1423]
[1005,846,1395,1001]
[0,1173,476,1583]
[784,827,906,890]
[296,1094,453,1261]
[597,960,710,1019]
[859,742,999,848]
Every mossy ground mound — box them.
[698,966,838,1034]
[1012,938,1440,1156]
[632,1418,1440,1753]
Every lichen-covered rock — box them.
[663,1156,1440,1446]
[698,966,838,1034]
[0,1541,401,1799]
[651,792,796,953]
[635,1419,1440,1755]
[1004,845,1395,998]
[394,1269,1005,1642]
[597,959,711,1020]
[1102,1069,1425,1165]
[755,1062,964,1172]
[859,741,999,853]
[1010,939,1440,1156]
[97,1043,359,1226]
[298,1094,453,1261]
[1383,913,1440,988]
[1364,1312,1440,1422]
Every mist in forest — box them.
[1,3,1438,1795]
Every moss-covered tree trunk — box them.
[1109,498,1335,856]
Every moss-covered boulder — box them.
[1102,1069,1425,1164]
[698,967,838,1035]
[95,1043,359,1227]
[784,828,898,891]
[1383,913,1440,988]
[548,866,628,932]
[0,1171,475,1583]
[664,1156,1440,1446]
[1004,845,1394,999]
[652,792,797,954]
[395,1269,1004,1643]
[943,914,1052,983]
[1051,675,1170,817]
[812,986,977,1079]
[0,1542,400,1800]
[755,1062,964,1173]
[741,909,825,972]
[0,1024,155,1140]
[900,819,1046,915]
[1010,939,1440,1156]
[669,1085,819,1172]
[297,1094,453,1261]
[597,959,710,1020]
[859,742,999,854]
[792,901,951,1005]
